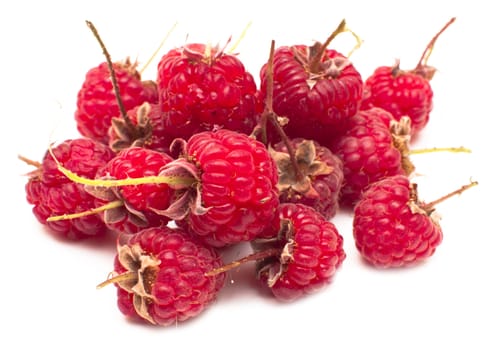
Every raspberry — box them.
[75,59,158,143]
[259,20,363,144]
[270,138,344,219]
[167,129,280,247]
[23,138,115,240]
[208,203,345,302]
[99,226,226,326]
[108,102,175,155]
[329,108,410,207]
[156,43,261,140]
[360,18,456,136]
[89,146,174,234]
[353,174,476,267]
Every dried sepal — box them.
[110,102,154,152]
[255,218,296,287]
[113,242,161,325]
[270,139,333,199]
[390,116,416,175]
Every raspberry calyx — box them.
[270,139,333,199]
[390,116,415,175]
[97,241,160,324]
[110,102,154,152]
[300,19,348,77]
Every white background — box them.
[1,1,494,349]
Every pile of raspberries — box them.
[22,18,474,327]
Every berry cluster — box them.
[21,17,476,326]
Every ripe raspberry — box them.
[24,138,115,240]
[360,18,456,136]
[156,43,261,140]
[89,146,174,234]
[75,58,158,143]
[329,108,411,207]
[108,102,175,155]
[353,175,442,267]
[208,203,345,302]
[270,138,344,219]
[361,64,433,136]
[258,203,345,301]
[163,129,279,247]
[100,226,226,326]
[259,21,363,144]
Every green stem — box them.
[409,146,471,155]
[47,200,124,222]
[309,19,346,72]
[57,163,196,188]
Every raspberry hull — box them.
[271,138,344,220]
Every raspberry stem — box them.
[346,27,363,58]
[139,21,178,75]
[409,146,471,155]
[415,17,456,70]
[86,20,139,139]
[205,247,281,276]
[18,154,41,168]
[309,19,347,73]
[46,200,124,222]
[228,21,252,53]
[46,142,197,188]
[424,179,478,211]
[56,164,196,188]
[96,271,135,289]
[258,40,304,182]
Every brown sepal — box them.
[270,139,333,199]
[110,102,153,152]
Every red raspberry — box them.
[258,203,345,301]
[100,226,226,326]
[353,175,441,267]
[108,102,175,155]
[208,203,345,302]
[156,43,261,140]
[24,138,115,240]
[270,138,344,219]
[353,175,477,268]
[164,129,280,247]
[361,64,433,136]
[360,18,456,136]
[329,108,410,207]
[259,21,363,144]
[89,146,174,234]
[75,58,158,143]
